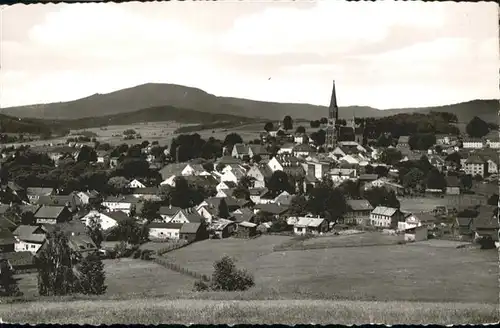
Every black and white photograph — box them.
[0,0,499,325]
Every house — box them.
[463,155,487,177]
[274,191,294,207]
[102,195,140,215]
[462,138,484,149]
[96,150,110,163]
[36,193,82,212]
[0,228,15,253]
[253,203,289,219]
[179,222,208,242]
[220,167,246,184]
[216,156,243,166]
[127,179,146,189]
[445,176,461,195]
[294,133,307,145]
[13,225,46,254]
[171,208,205,224]
[246,165,273,188]
[428,155,445,172]
[293,144,315,157]
[249,187,268,204]
[397,136,410,148]
[358,174,379,183]
[345,199,374,225]
[231,207,255,223]
[248,145,270,160]
[231,144,250,159]
[330,168,357,183]
[27,187,55,204]
[302,161,330,180]
[209,219,236,239]
[159,206,181,222]
[293,216,328,235]
[398,212,436,231]
[364,178,404,195]
[370,206,403,229]
[76,190,100,205]
[182,164,210,176]
[130,187,161,201]
[277,143,294,155]
[34,205,72,225]
[148,222,183,240]
[216,181,237,192]
[436,135,451,145]
[236,221,258,238]
[81,210,129,231]
[267,155,302,173]
[471,210,499,242]
[0,216,17,232]
[404,225,428,242]
[486,139,500,149]
[159,163,189,185]
[40,219,97,257]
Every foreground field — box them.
[165,236,499,303]
[398,194,486,213]
[2,299,498,325]
[15,258,195,298]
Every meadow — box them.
[398,194,487,213]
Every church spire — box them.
[326,80,339,149]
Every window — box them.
[31,245,36,248]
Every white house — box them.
[370,206,403,229]
[462,139,484,149]
[13,225,46,254]
[171,208,205,224]
[159,206,181,222]
[220,168,246,184]
[76,190,99,205]
[182,164,210,176]
[293,216,328,235]
[330,168,357,183]
[127,179,146,189]
[216,181,237,192]
[148,222,183,240]
[486,140,500,149]
[102,195,139,215]
[292,144,315,157]
[277,143,294,155]
[397,212,436,231]
[196,205,216,224]
[246,165,272,188]
[486,159,498,174]
[81,210,130,231]
[160,175,177,187]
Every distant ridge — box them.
[2,83,497,123]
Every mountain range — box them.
[1,83,498,127]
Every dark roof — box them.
[148,222,183,229]
[255,203,289,215]
[184,211,205,223]
[233,143,249,155]
[130,187,159,195]
[0,216,17,231]
[20,204,41,214]
[456,217,473,227]
[180,222,202,234]
[446,176,460,188]
[103,195,140,203]
[13,225,46,243]
[0,205,10,215]
[217,156,242,165]
[159,163,187,180]
[358,174,378,181]
[249,187,268,196]
[159,206,181,216]
[465,155,486,165]
[185,175,219,187]
[42,220,88,236]
[34,205,68,219]
[0,227,15,245]
[293,144,315,152]
[36,194,82,207]
[102,211,130,223]
[220,181,237,188]
[398,136,410,143]
[347,199,374,212]
[249,145,268,155]
[414,213,436,223]
[27,187,54,196]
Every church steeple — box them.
[326,80,339,149]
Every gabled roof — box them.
[180,222,202,234]
[159,163,188,180]
[255,203,289,215]
[103,195,140,204]
[295,217,325,228]
[217,156,242,165]
[446,176,460,188]
[27,187,54,197]
[358,174,378,181]
[347,199,374,212]
[36,194,82,207]
[274,192,294,206]
[233,143,250,155]
[219,181,237,189]
[465,155,486,165]
[102,210,130,223]
[398,136,410,143]
[249,145,268,155]
[0,227,15,245]
[293,144,315,152]
[249,187,268,196]
[372,206,398,217]
[130,187,159,195]
[0,205,10,215]
[148,222,183,229]
[34,205,68,219]
[182,210,205,223]
[13,225,46,243]
[238,221,257,228]
[159,206,181,216]
[0,216,17,231]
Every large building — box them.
[325,80,339,150]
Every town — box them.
[0,79,498,315]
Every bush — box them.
[140,250,153,260]
[113,241,128,258]
[211,256,255,292]
[193,279,210,292]
[132,250,141,259]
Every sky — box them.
[1,1,499,109]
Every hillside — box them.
[46,105,259,130]
[0,114,65,136]
[2,83,497,123]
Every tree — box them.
[364,164,374,174]
[426,169,447,190]
[37,229,77,296]
[140,200,161,223]
[264,122,274,132]
[306,179,347,222]
[363,187,400,209]
[218,198,230,219]
[283,116,293,131]
[267,170,293,194]
[319,117,328,124]
[288,195,308,217]
[310,129,326,146]
[402,168,425,190]
[77,145,97,162]
[114,218,148,245]
[75,251,107,295]
[376,134,393,148]
[466,116,489,138]
[295,126,306,134]
[487,194,498,206]
[379,148,403,165]
[252,154,262,164]
[374,165,389,177]
[87,216,104,249]
[0,259,22,296]
[123,129,137,136]
[107,176,130,195]
[310,120,321,128]
[460,174,473,191]
[223,133,243,147]
[445,152,462,167]
[211,256,254,291]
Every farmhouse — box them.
[445,176,461,195]
[102,195,140,215]
[27,187,56,204]
[293,216,328,235]
[128,179,146,188]
[76,190,100,205]
[34,205,72,225]
[404,225,428,242]
[398,212,436,231]
[13,225,46,254]
[370,206,403,229]
[171,208,205,224]
[345,199,374,225]
[148,222,183,240]
[209,219,236,239]
[246,165,272,188]
[159,206,181,222]
[471,209,499,242]
[81,210,129,231]
[130,187,161,201]
[179,222,208,242]
[236,221,258,238]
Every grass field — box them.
[164,236,498,303]
[15,258,195,298]
[398,194,486,213]
[2,299,498,325]
[300,232,403,248]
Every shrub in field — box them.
[211,256,255,291]
[140,250,153,260]
[113,241,129,258]
[132,249,141,259]
[75,252,107,295]
[0,260,22,296]
[193,279,210,291]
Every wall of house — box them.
[149,228,180,240]
[15,240,42,254]
[102,202,132,214]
